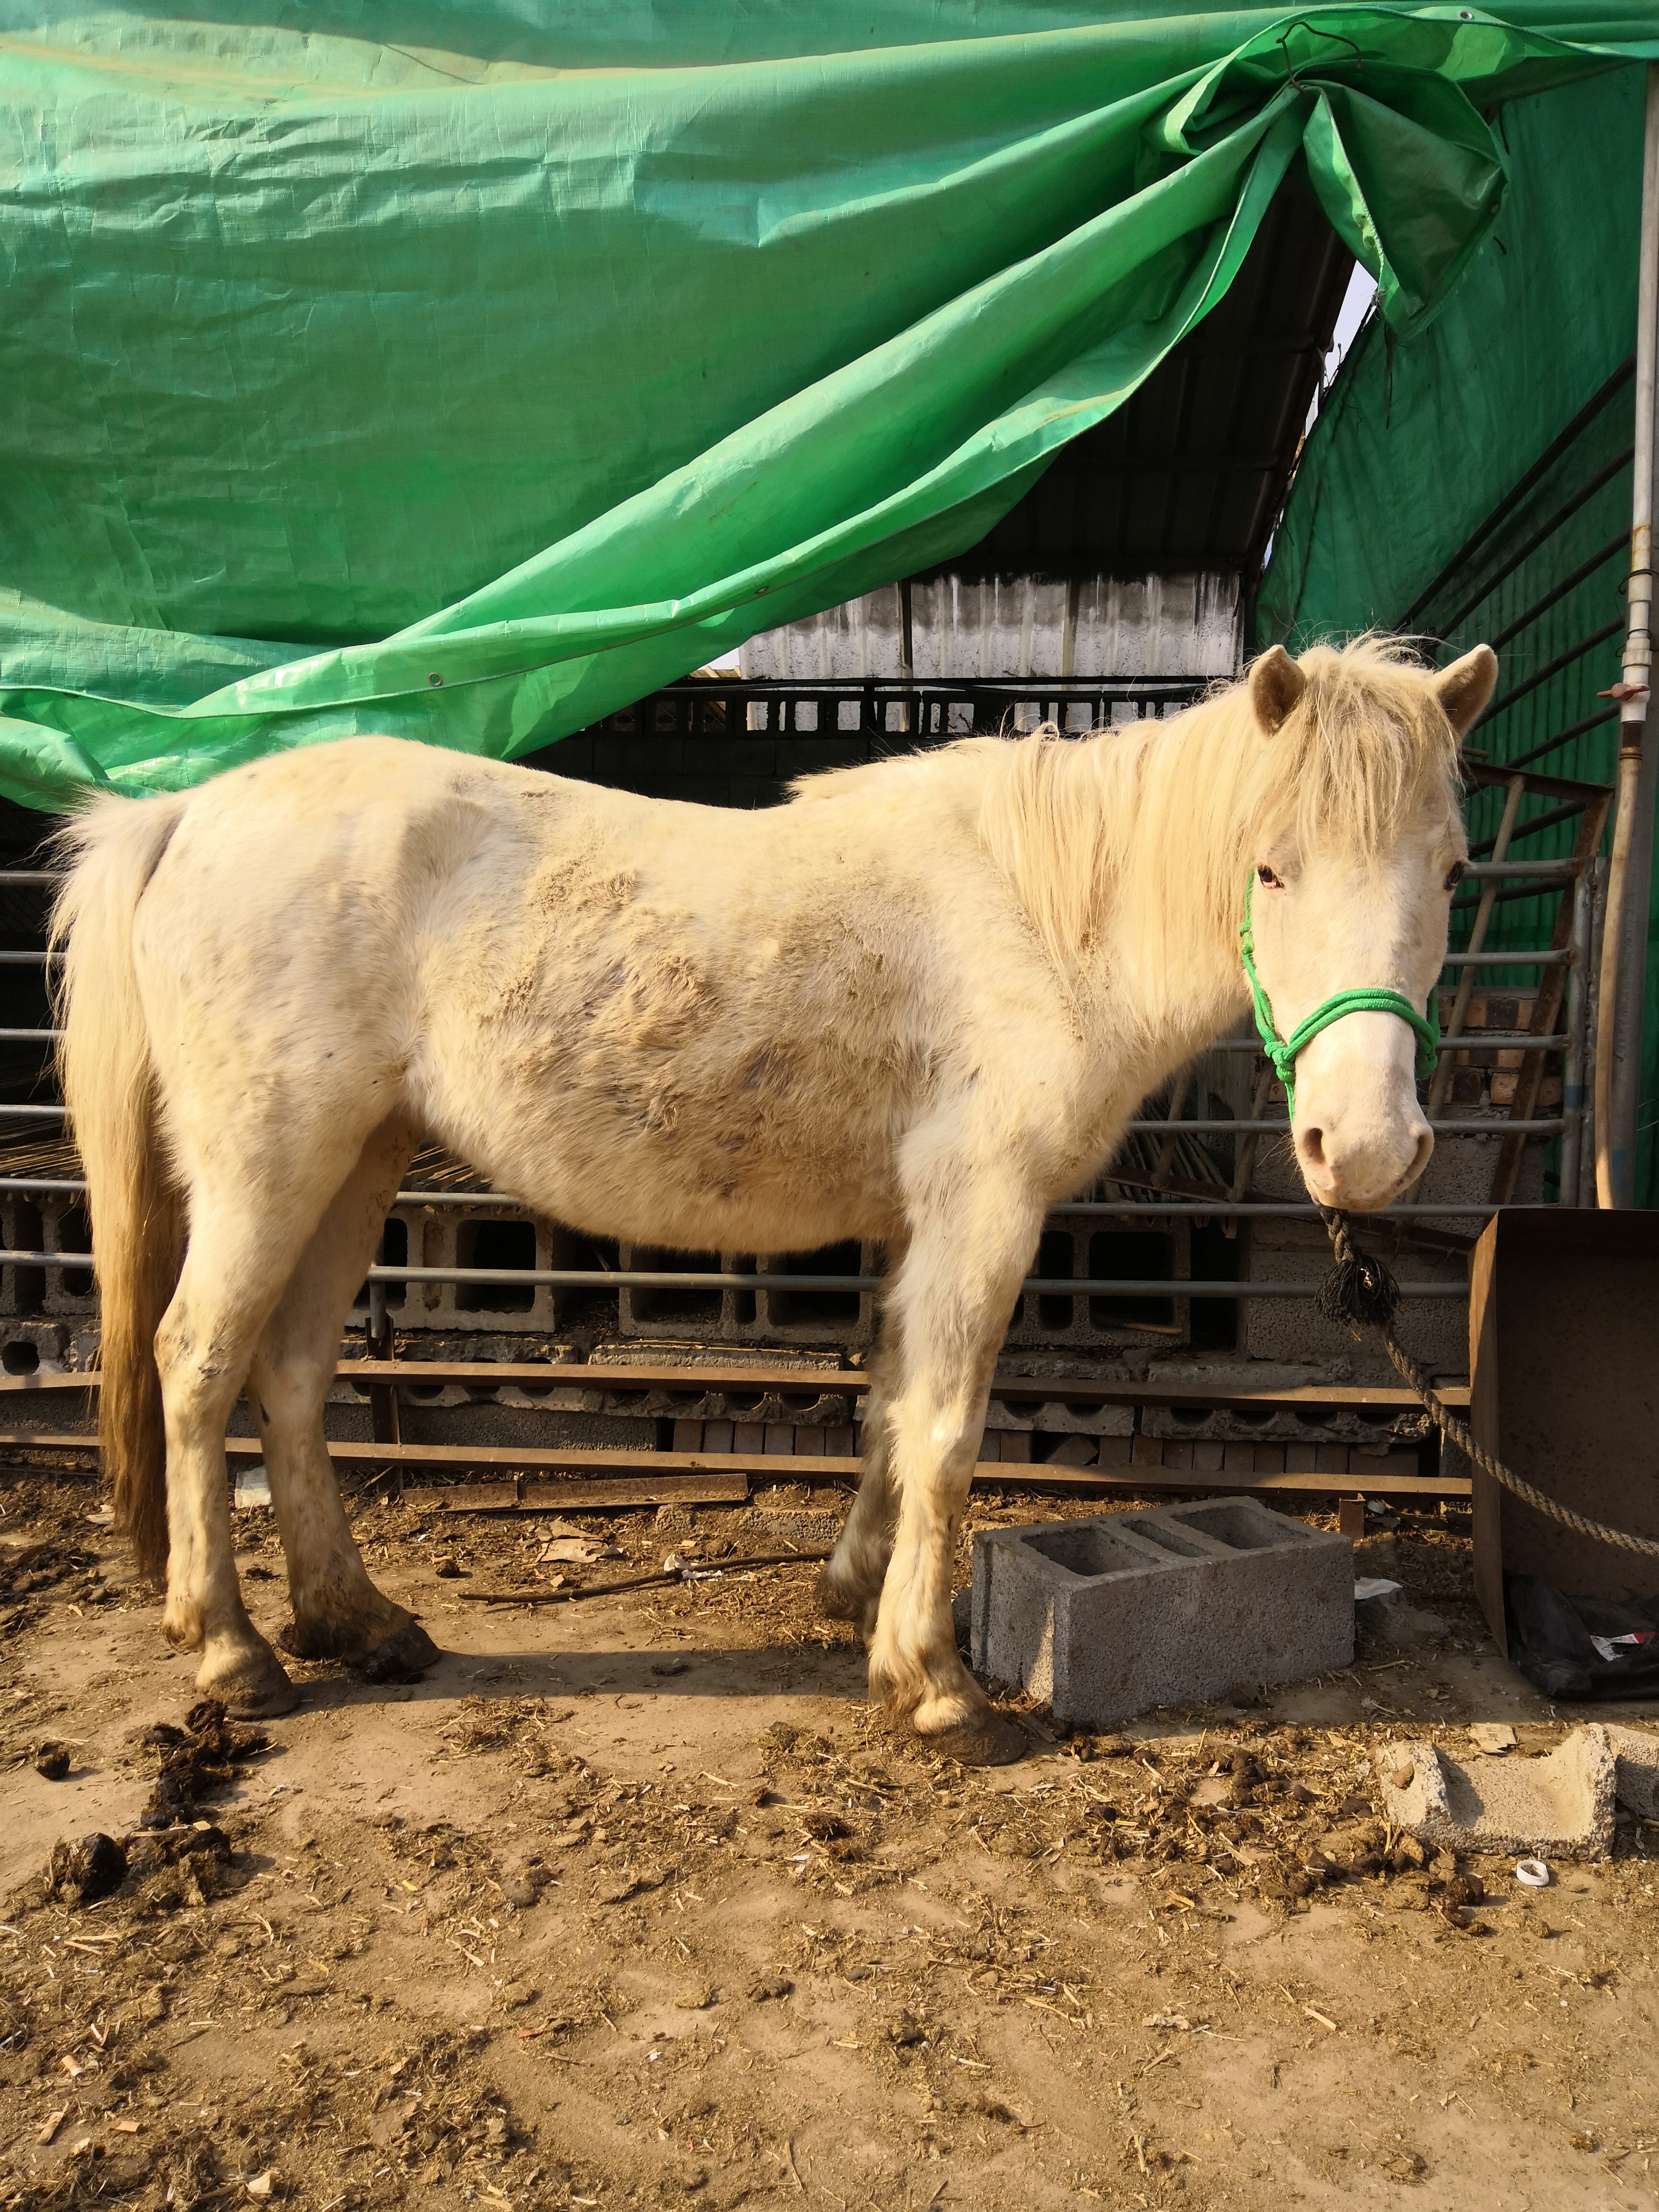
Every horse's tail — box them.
[50,792,191,1583]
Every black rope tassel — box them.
[1315,1206,1401,1335]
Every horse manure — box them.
[33,1740,70,1779]
[48,1830,126,1905]
[142,1698,270,1827]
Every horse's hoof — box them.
[361,1618,441,1683]
[909,1707,1029,1768]
[198,1645,298,1719]
[816,1565,862,1622]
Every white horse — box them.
[54,637,1494,1757]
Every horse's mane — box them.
[792,637,1461,1005]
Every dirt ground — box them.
[3,1467,1658,2212]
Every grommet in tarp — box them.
[428,672,443,686]
[1515,1857,1551,1887]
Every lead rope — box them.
[1316,1208,1659,1559]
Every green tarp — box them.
[3,3,1657,810]
[1254,65,1645,651]
[1256,64,1656,1196]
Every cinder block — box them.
[1378,1731,1616,1861]
[1046,1435,1097,1468]
[1607,1724,1659,1819]
[1351,1448,1414,1478]
[971,1500,1353,1728]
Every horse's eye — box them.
[1444,860,1466,892]
[1256,865,1284,889]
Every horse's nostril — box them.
[1300,1127,1326,1166]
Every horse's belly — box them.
[427,1018,902,1254]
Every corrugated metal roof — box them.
[930,179,1354,580]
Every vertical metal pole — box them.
[1560,864,1591,1202]
[1580,854,1610,1206]
[898,577,914,736]
[1597,64,1659,1206]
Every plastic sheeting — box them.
[2,4,1656,808]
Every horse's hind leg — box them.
[819,1323,900,1641]
[247,1114,436,1681]
[155,1172,359,1717]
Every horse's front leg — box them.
[866,1163,1042,1766]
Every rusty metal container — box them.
[1470,1207,1659,1652]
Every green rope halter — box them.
[1238,875,1438,1118]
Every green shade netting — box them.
[3,4,1656,810]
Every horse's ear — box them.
[1433,644,1499,737]
[1248,644,1307,734]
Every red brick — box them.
[1192,1441,1226,1472]
[671,1419,704,1454]
[1314,1444,1349,1474]
[1161,1440,1193,1470]
[999,1432,1032,1462]
[1096,1435,1134,1468]
[1132,1434,1164,1468]
[1252,1444,1286,1474]
[1284,1443,1318,1474]
[976,1432,1001,1464]
[764,1423,794,1454]
[733,1421,766,1454]
[823,1424,857,1458]
[1222,1443,1254,1474]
